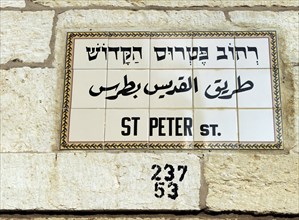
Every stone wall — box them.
[0,0,298,219]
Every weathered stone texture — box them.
[1,1,298,216]
[30,0,299,8]
[291,66,299,154]
[229,11,299,64]
[56,9,228,30]
[0,0,25,8]
[0,153,201,210]
[282,66,299,153]
[0,11,54,64]
[30,0,132,7]
[0,68,63,152]
[205,154,299,214]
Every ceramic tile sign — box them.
[60,31,282,150]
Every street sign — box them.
[60,31,282,150]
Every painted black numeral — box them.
[178,165,188,181]
[164,164,175,182]
[167,182,178,200]
[154,182,165,198]
[151,164,162,181]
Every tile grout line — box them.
[234,36,241,148]
[147,33,152,150]
[191,35,195,150]
[103,37,110,150]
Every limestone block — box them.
[0,153,201,210]
[0,11,54,64]
[281,66,299,153]
[0,68,63,152]
[205,154,299,214]
[54,9,229,71]
[0,0,25,8]
[30,0,299,8]
[229,11,299,64]
[291,66,299,154]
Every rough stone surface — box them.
[1,1,299,216]
[229,11,299,64]
[0,11,54,64]
[31,0,131,7]
[0,153,201,210]
[282,66,299,153]
[205,154,299,214]
[291,66,299,154]
[0,68,63,152]
[0,0,25,8]
[30,0,299,8]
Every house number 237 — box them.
[151,164,188,200]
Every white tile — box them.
[149,70,193,108]
[193,69,237,108]
[105,109,148,142]
[235,37,271,69]
[108,38,150,69]
[193,109,238,142]
[71,69,107,108]
[237,69,273,108]
[151,38,192,69]
[239,109,275,142]
[69,109,105,142]
[192,38,235,69]
[106,69,149,109]
[149,109,193,142]
[73,38,108,69]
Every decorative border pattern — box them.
[60,31,283,150]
